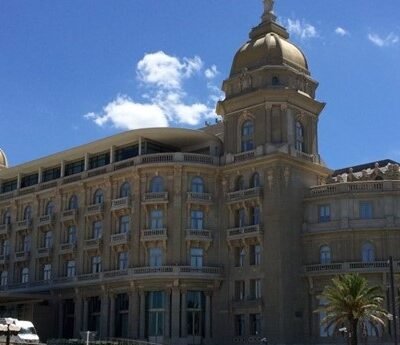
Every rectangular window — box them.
[66,260,76,277]
[146,291,164,337]
[115,293,129,338]
[115,145,139,162]
[44,231,53,248]
[91,256,102,273]
[118,252,128,270]
[21,173,39,188]
[249,245,261,266]
[234,281,245,301]
[250,279,261,300]
[119,216,130,233]
[92,221,102,239]
[67,226,77,244]
[42,167,61,182]
[150,210,163,229]
[89,152,110,170]
[1,179,17,193]
[234,247,246,267]
[249,314,261,336]
[190,248,204,267]
[149,247,162,267]
[190,210,204,230]
[187,291,205,337]
[318,205,331,223]
[235,209,246,227]
[88,296,101,334]
[43,264,52,280]
[0,272,8,286]
[64,160,84,176]
[359,201,373,219]
[234,314,245,336]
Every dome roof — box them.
[0,148,8,168]
[230,32,309,77]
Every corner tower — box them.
[217,0,325,163]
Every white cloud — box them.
[286,18,318,40]
[368,33,399,47]
[85,51,221,130]
[335,27,349,36]
[205,65,219,79]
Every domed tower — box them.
[217,0,325,161]
[0,148,8,171]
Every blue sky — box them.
[0,0,399,169]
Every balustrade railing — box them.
[187,192,212,202]
[227,225,262,239]
[111,197,131,210]
[304,261,395,275]
[142,192,168,203]
[227,187,262,202]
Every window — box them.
[0,271,8,286]
[91,256,102,273]
[115,293,129,338]
[149,247,163,267]
[250,314,261,335]
[319,298,334,337]
[318,205,331,223]
[235,208,246,227]
[360,201,373,219]
[2,240,9,256]
[234,281,245,300]
[118,252,128,270]
[235,176,245,191]
[320,245,331,264]
[250,279,261,300]
[250,172,260,188]
[66,226,76,244]
[235,247,246,267]
[43,264,52,281]
[119,215,130,234]
[234,314,245,336]
[88,296,101,334]
[21,173,38,188]
[241,120,254,152]
[64,160,84,176]
[190,248,204,267]
[68,195,78,210]
[362,243,375,262]
[23,235,31,252]
[190,210,204,230]
[23,205,32,220]
[3,211,11,225]
[120,182,131,198]
[187,291,205,337]
[21,267,29,283]
[150,176,164,193]
[191,177,204,193]
[295,121,305,152]
[250,206,260,225]
[89,152,110,169]
[66,260,76,277]
[146,291,165,337]
[150,210,163,229]
[92,221,102,239]
[93,189,104,204]
[250,244,261,266]
[42,167,61,182]
[272,76,280,86]
[44,231,53,248]
[115,145,138,162]
[1,179,17,193]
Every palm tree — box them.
[316,273,391,345]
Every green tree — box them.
[316,273,391,345]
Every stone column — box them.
[82,298,88,331]
[181,290,187,338]
[100,294,110,338]
[205,293,211,339]
[128,290,139,338]
[164,289,171,338]
[60,160,65,177]
[74,294,82,338]
[265,104,272,143]
[58,299,64,338]
[139,290,146,339]
[171,288,181,340]
[109,294,115,338]
[84,153,89,171]
[286,107,295,148]
[110,145,115,164]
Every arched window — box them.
[191,177,204,193]
[120,182,131,198]
[93,189,104,204]
[295,121,305,152]
[3,211,11,225]
[150,176,164,193]
[0,271,8,286]
[46,201,55,215]
[362,243,375,262]
[235,176,245,191]
[320,245,331,264]
[68,195,78,210]
[250,173,260,188]
[23,206,32,220]
[241,120,254,152]
[250,206,260,225]
[21,267,29,283]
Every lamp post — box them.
[389,256,398,345]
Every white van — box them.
[0,318,40,344]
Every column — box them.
[286,107,295,148]
[38,167,43,184]
[74,295,82,338]
[82,298,88,331]
[100,294,110,338]
[181,290,187,338]
[17,173,21,189]
[58,300,64,338]
[110,145,115,164]
[164,289,171,339]
[265,104,272,143]
[139,290,146,339]
[60,160,65,178]
[128,290,139,338]
[84,153,89,171]
[205,293,211,339]
[171,288,180,340]
[109,294,115,338]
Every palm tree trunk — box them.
[350,319,358,345]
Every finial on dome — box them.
[262,0,277,22]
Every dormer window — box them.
[241,120,254,152]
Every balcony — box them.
[185,229,212,250]
[186,192,213,204]
[227,225,263,242]
[141,228,167,242]
[85,203,104,218]
[36,247,52,258]
[110,232,130,246]
[15,219,32,232]
[226,187,262,203]
[111,197,131,213]
[131,265,223,279]
[304,218,389,233]
[14,251,30,262]
[38,214,55,227]
[142,192,168,204]
[0,224,11,236]
[61,209,78,224]
[303,260,394,276]
[0,254,9,265]
[59,242,76,254]
[83,238,102,250]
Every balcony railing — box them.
[110,232,130,245]
[233,150,256,163]
[83,238,102,250]
[185,229,212,241]
[14,251,30,262]
[141,229,167,241]
[61,209,78,223]
[186,192,212,203]
[0,224,11,235]
[227,225,262,241]
[304,218,390,233]
[304,260,395,276]
[226,187,262,203]
[36,247,52,258]
[38,214,55,227]
[142,192,168,203]
[15,219,32,232]
[111,197,131,212]
[86,203,104,217]
[60,242,76,254]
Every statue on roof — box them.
[264,0,274,14]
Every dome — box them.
[230,31,309,77]
[0,148,8,168]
